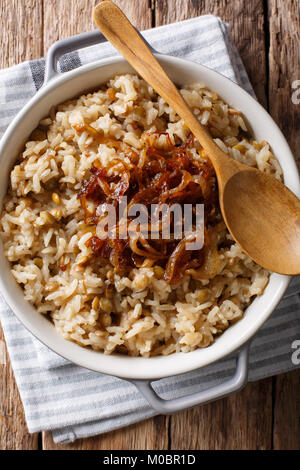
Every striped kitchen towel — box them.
[0,15,299,444]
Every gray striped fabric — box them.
[0,15,299,444]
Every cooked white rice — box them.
[0,74,282,357]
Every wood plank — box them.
[42,0,168,451]
[268,0,300,166]
[0,0,43,69]
[155,0,268,106]
[269,0,300,450]
[273,370,300,450]
[43,0,152,54]
[0,335,39,449]
[43,0,100,53]
[170,380,273,450]
[0,0,42,450]
[0,332,39,449]
[155,0,273,450]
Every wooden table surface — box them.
[0,0,299,450]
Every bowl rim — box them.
[0,53,298,380]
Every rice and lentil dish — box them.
[0,74,282,357]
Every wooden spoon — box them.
[93,1,300,275]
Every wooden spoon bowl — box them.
[221,169,300,273]
[93,1,300,275]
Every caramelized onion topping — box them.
[77,127,219,284]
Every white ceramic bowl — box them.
[0,44,299,382]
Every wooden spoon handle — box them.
[93,1,237,180]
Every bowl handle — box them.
[129,343,250,414]
[44,29,157,84]
[44,30,106,83]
